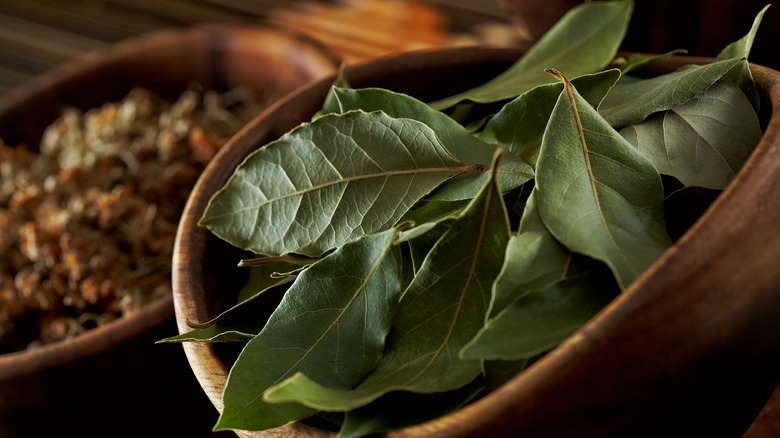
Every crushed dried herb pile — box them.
[0,87,261,352]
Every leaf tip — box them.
[545,68,570,86]
[186,317,215,330]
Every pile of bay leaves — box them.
[162,1,771,435]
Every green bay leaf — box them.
[429,0,632,109]
[215,228,403,431]
[263,151,511,411]
[717,4,769,111]
[322,86,534,200]
[480,69,621,166]
[536,71,671,290]
[619,79,762,190]
[598,57,743,128]
[157,326,256,343]
[461,270,616,361]
[200,110,477,257]
[158,269,293,344]
[398,218,455,278]
[488,190,571,318]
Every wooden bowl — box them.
[0,25,338,437]
[173,46,780,437]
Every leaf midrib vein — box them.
[403,176,495,386]
[227,234,397,420]
[211,165,473,221]
[274,235,396,385]
[564,79,637,278]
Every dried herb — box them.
[0,86,263,352]
[163,1,771,435]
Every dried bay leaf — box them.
[157,325,256,343]
[322,86,533,200]
[480,69,621,166]
[215,228,403,431]
[200,110,478,257]
[398,218,455,278]
[536,70,671,290]
[467,191,619,361]
[429,0,632,109]
[619,79,762,190]
[461,270,617,361]
[487,190,571,319]
[598,57,743,128]
[717,4,769,111]
[158,267,295,343]
[263,151,511,411]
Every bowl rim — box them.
[172,44,780,436]
[0,24,338,380]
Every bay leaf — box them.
[488,190,571,319]
[157,326,256,343]
[157,275,292,343]
[222,263,298,320]
[191,277,294,330]
[322,86,533,200]
[536,70,671,290]
[200,110,478,257]
[215,228,403,431]
[619,79,762,190]
[398,218,454,277]
[480,69,621,166]
[461,271,616,361]
[237,253,318,268]
[598,57,743,128]
[429,0,632,109]
[717,4,769,111]
[263,151,511,411]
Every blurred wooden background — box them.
[0,0,527,95]
[0,0,777,436]
[1,0,778,95]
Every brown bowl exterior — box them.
[0,25,338,437]
[173,46,780,437]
